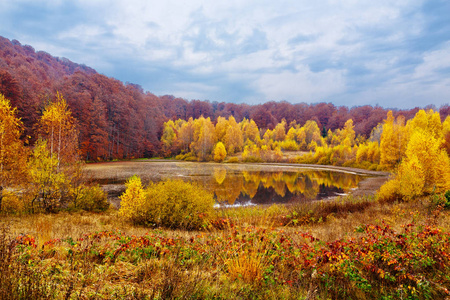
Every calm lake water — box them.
[86,161,367,207]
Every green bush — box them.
[119,177,215,230]
[445,190,450,208]
[73,185,109,212]
[433,190,450,209]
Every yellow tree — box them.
[161,119,178,156]
[32,92,82,212]
[213,142,227,162]
[192,116,215,161]
[215,116,229,143]
[241,118,259,143]
[40,92,78,167]
[303,120,322,147]
[28,139,69,212]
[224,116,244,154]
[286,126,297,141]
[273,119,287,142]
[178,117,194,152]
[407,109,443,143]
[380,111,407,169]
[0,93,27,211]
[296,127,307,150]
[443,116,450,155]
[397,155,425,200]
[340,119,356,147]
[405,129,450,194]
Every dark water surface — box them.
[86,161,367,207]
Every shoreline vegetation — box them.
[2,89,450,298]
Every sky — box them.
[0,0,450,109]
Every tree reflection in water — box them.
[192,167,364,206]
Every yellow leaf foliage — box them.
[397,155,425,201]
[119,177,215,230]
[39,92,78,165]
[241,118,259,143]
[225,116,244,154]
[379,109,450,200]
[118,175,148,223]
[0,93,27,191]
[213,142,227,162]
[380,111,407,169]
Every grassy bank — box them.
[1,195,450,299]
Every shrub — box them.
[280,139,299,151]
[119,177,215,230]
[0,191,25,214]
[175,152,197,161]
[73,185,109,212]
[226,157,239,163]
[242,156,262,163]
[433,190,450,209]
[377,178,400,202]
[445,190,450,208]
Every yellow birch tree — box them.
[40,92,78,167]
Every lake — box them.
[85,160,369,207]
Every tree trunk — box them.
[0,186,3,212]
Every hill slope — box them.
[1,36,448,160]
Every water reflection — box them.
[191,167,364,206]
[88,161,366,207]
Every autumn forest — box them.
[1,36,450,161]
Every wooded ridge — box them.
[1,36,449,160]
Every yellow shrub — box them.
[118,176,149,224]
[119,177,215,230]
[377,178,400,202]
[226,157,239,163]
[73,185,109,212]
[280,139,299,151]
[1,191,25,214]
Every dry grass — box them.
[3,195,448,248]
[1,194,450,299]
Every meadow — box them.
[1,188,450,299]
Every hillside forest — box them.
[1,36,450,162]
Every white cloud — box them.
[413,42,450,81]
[3,0,449,108]
[171,81,218,100]
[255,67,346,103]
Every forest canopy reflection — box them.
[190,167,364,206]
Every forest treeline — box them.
[161,109,450,200]
[2,36,450,161]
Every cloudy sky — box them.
[1,0,450,108]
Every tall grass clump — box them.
[281,195,377,226]
[119,176,215,230]
[0,225,58,299]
